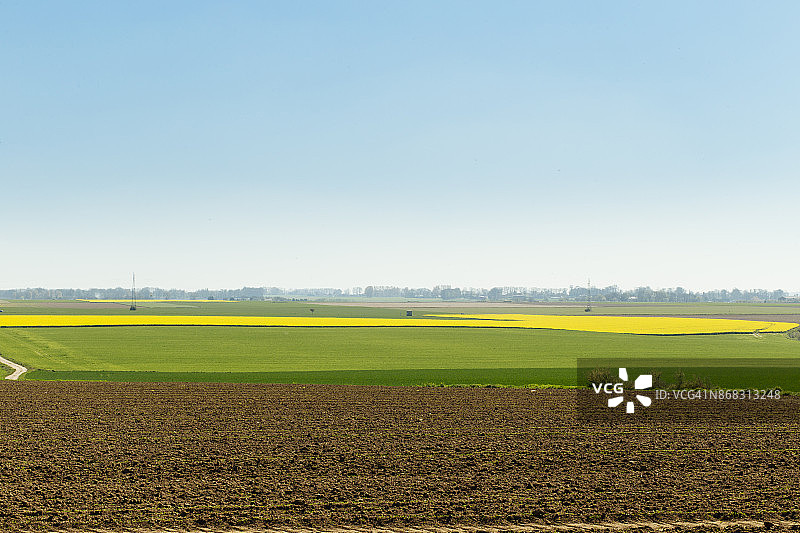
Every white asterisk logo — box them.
[608,368,653,414]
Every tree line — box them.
[0,285,794,303]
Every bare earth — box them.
[59,520,800,532]
[0,383,797,532]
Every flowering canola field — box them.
[424,313,797,334]
[0,314,795,335]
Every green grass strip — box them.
[24,367,576,386]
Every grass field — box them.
[0,300,406,317]
[0,308,798,388]
[0,300,798,388]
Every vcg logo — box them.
[591,367,653,414]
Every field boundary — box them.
[22,367,577,387]
[0,354,27,380]
[57,520,800,532]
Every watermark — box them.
[576,358,792,424]
[590,367,652,413]
[655,388,780,401]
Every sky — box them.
[2,1,799,291]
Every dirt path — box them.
[0,354,27,380]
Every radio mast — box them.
[130,273,137,311]
[585,277,592,312]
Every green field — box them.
[0,300,405,317]
[1,325,798,388]
[1,300,799,388]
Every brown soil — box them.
[0,383,798,532]
[48,521,800,532]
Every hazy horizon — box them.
[3,2,799,291]
[1,282,797,295]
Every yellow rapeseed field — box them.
[424,314,798,334]
[0,314,796,334]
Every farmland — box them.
[0,326,799,388]
[2,298,800,317]
[0,300,799,389]
[0,313,796,333]
[1,300,799,532]
[0,381,798,531]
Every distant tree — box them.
[441,288,461,300]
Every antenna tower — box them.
[130,273,137,311]
[585,277,592,312]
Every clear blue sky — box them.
[2,1,798,291]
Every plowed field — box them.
[0,382,798,531]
